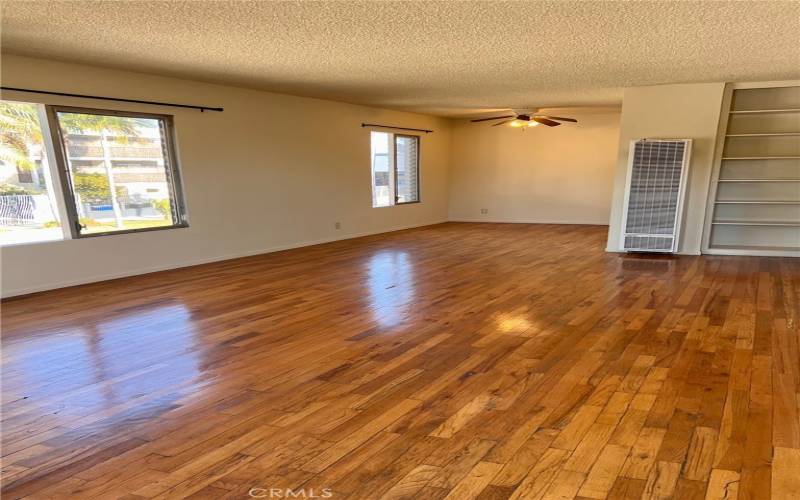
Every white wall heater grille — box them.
[621,139,692,253]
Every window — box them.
[394,135,419,204]
[0,100,187,246]
[0,101,64,245]
[52,108,186,235]
[370,131,420,207]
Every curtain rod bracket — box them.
[0,86,223,112]
[361,123,433,134]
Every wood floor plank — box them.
[490,428,558,488]
[508,448,570,500]
[540,469,586,500]
[563,422,616,473]
[641,461,681,500]
[427,438,496,490]
[443,461,503,500]
[621,427,666,481]
[550,404,604,450]
[772,446,800,499]
[704,468,740,500]
[302,398,421,473]
[577,443,630,499]
[429,394,492,439]
[683,426,719,481]
[607,476,646,499]
[379,463,441,500]
[1,222,797,499]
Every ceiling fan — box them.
[471,110,578,128]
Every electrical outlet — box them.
[334,222,341,230]
[480,208,488,215]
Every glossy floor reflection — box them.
[366,250,415,329]
[2,304,202,431]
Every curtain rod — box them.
[0,86,224,112]
[361,123,433,133]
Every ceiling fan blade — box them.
[540,115,578,123]
[533,117,561,127]
[471,115,515,123]
[491,119,515,127]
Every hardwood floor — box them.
[2,222,798,499]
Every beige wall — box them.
[0,55,452,297]
[606,83,726,255]
[449,110,621,224]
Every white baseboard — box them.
[449,217,609,226]
[702,247,798,257]
[2,219,447,298]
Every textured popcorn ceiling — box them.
[2,1,799,117]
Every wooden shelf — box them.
[710,244,799,252]
[718,179,800,183]
[722,156,800,160]
[712,220,800,226]
[728,108,800,114]
[726,132,800,137]
[716,200,800,204]
[710,86,800,256]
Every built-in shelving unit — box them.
[713,220,800,226]
[728,108,800,114]
[718,179,800,182]
[716,200,800,204]
[726,133,800,137]
[704,84,800,256]
[721,157,800,160]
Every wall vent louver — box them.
[621,139,692,253]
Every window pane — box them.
[395,135,419,203]
[56,111,181,235]
[0,100,63,245]
[371,131,392,207]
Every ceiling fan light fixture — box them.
[471,111,576,128]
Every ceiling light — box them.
[528,121,540,127]
[509,119,526,127]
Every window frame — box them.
[44,104,189,239]
[392,133,421,205]
[369,130,421,208]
